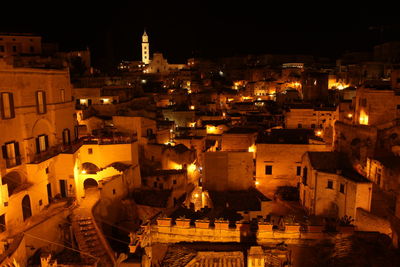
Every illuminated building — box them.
[142,30,150,64]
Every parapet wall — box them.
[145,218,355,245]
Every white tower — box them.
[142,30,150,64]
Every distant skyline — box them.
[2,2,400,69]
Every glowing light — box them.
[81,170,87,174]
[188,163,196,173]
[102,98,110,104]
[190,105,195,110]
[347,113,353,118]
[171,162,182,170]
[248,145,256,153]
[255,181,260,186]
[315,130,322,136]
[359,110,369,125]
[141,79,147,84]
[189,122,196,128]
[194,193,199,198]
[222,112,226,117]
[206,125,218,134]
[80,99,87,105]
[257,98,262,101]
[227,98,234,102]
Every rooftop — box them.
[257,129,314,144]
[307,152,370,183]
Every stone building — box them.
[0,59,141,266]
[0,33,42,58]
[300,152,372,219]
[256,129,330,191]
[203,151,254,191]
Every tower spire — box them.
[142,29,150,64]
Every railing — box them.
[28,134,138,163]
[4,156,22,169]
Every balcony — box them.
[28,134,137,163]
[3,156,22,169]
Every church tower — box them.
[142,30,150,64]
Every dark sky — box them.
[1,1,400,68]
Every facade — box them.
[299,152,372,219]
[256,129,330,190]
[203,151,254,191]
[0,33,42,58]
[284,106,336,131]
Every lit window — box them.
[36,134,49,153]
[2,141,21,167]
[1,92,15,119]
[36,91,47,114]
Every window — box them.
[35,134,49,154]
[0,45,4,52]
[0,214,5,233]
[298,124,302,128]
[60,89,65,102]
[12,46,17,52]
[62,129,71,145]
[45,167,49,174]
[88,148,93,154]
[327,180,333,189]
[1,92,15,119]
[265,165,272,175]
[38,199,43,206]
[173,180,177,185]
[302,167,308,185]
[340,183,345,193]
[36,91,47,114]
[30,46,34,53]
[2,141,21,168]
[112,189,116,195]
[296,166,301,176]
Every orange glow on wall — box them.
[206,125,218,134]
[359,110,369,125]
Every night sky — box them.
[1,2,400,68]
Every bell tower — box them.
[142,30,150,64]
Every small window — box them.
[265,165,272,175]
[2,141,21,168]
[173,180,177,185]
[36,91,47,114]
[12,46,17,52]
[88,148,93,154]
[112,189,116,195]
[296,166,301,176]
[62,129,71,146]
[340,183,345,193]
[327,180,333,189]
[36,134,49,153]
[0,45,4,52]
[45,167,49,174]
[1,92,15,119]
[297,124,302,128]
[39,199,43,206]
[60,89,65,102]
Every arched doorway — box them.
[81,162,100,174]
[83,178,98,190]
[22,195,32,221]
